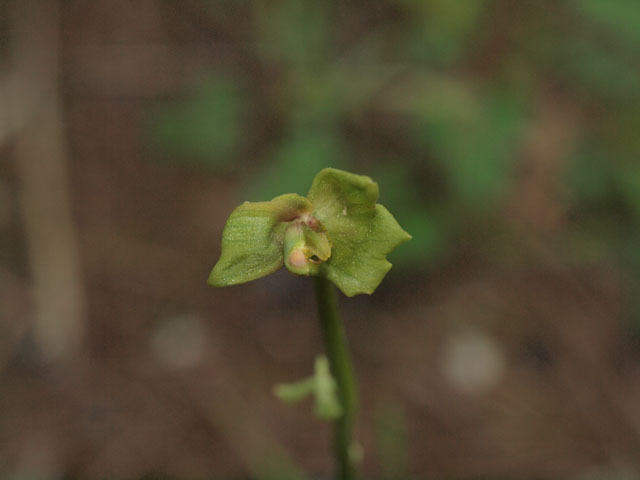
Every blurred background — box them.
[2,0,640,478]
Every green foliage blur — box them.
[147,0,640,332]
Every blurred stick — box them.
[0,70,39,147]
[10,0,86,362]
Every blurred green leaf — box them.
[613,162,640,224]
[400,0,488,65]
[148,76,246,169]
[373,163,447,268]
[287,70,345,125]
[381,72,479,121]
[566,142,640,226]
[572,0,640,47]
[244,129,347,200]
[556,36,640,102]
[564,144,615,207]
[255,0,331,68]
[563,143,640,268]
[389,210,446,268]
[415,93,527,208]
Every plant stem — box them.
[314,276,359,480]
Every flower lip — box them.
[283,217,332,276]
[288,248,308,269]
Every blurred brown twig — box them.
[9,0,86,363]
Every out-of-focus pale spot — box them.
[440,328,505,395]
[150,314,208,369]
[0,179,13,229]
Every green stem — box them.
[314,276,359,480]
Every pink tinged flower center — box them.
[288,248,307,269]
[282,215,331,276]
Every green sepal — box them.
[307,168,412,296]
[208,194,313,287]
[273,355,343,421]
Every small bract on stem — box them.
[208,168,411,480]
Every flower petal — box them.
[307,168,411,296]
[208,194,312,286]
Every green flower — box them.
[208,168,411,296]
